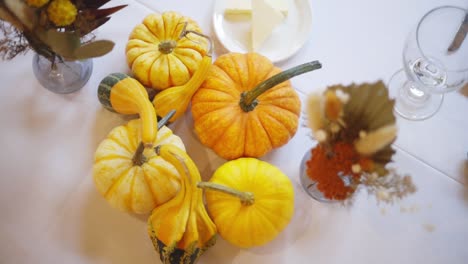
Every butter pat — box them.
[251,0,285,51]
[225,0,289,16]
[224,0,252,15]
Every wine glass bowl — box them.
[389,6,468,120]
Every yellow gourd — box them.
[152,29,213,122]
[148,145,217,264]
[199,158,294,248]
[98,73,157,147]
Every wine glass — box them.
[388,6,468,120]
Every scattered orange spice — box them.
[359,157,374,172]
[306,142,361,200]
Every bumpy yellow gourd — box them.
[201,158,294,248]
[153,54,212,122]
[148,145,217,264]
[98,73,157,147]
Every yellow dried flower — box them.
[47,0,78,26]
[306,94,324,132]
[324,90,343,122]
[26,0,50,8]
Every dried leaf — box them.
[77,16,110,37]
[81,0,113,9]
[73,39,114,59]
[4,0,35,30]
[86,5,128,20]
[0,7,19,28]
[354,124,397,156]
[328,81,396,138]
[40,29,80,59]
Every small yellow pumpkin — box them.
[93,118,185,214]
[126,11,209,90]
[199,158,295,248]
[191,52,321,160]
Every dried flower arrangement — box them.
[304,81,416,203]
[0,0,126,61]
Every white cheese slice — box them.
[224,0,289,16]
[251,0,285,51]
[267,0,289,15]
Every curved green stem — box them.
[239,61,322,112]
[197,182,255,206]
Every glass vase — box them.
[299,149,339,203]
[32,53,93,94]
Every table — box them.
[1,0,467,263]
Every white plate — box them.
[212,0,312,63]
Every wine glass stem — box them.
[401,80,430,104]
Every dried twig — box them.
[0,21,30,60]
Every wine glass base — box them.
[388,69,443,121]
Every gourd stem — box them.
[157,109,176,128]
[159,40,177,54]
[197,182,255,206]
[132,110,176,166]
[178,22,214,55]
[239,61,322,112]
[132,142,146,166]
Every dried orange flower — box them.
[324,90,343,122]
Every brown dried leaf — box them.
[77,16,110,37]
[4,0,36,30]
[81,0,113,9]
[86,5,128,20]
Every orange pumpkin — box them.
[191,52,321,160]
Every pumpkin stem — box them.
[239,61,322,112]
[159,40,177,54]
[132,110,176,166]
[197,182,255,206]
[132,142,147,166]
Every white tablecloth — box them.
[1,0,467,263]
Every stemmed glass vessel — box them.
[32,54,93,94]
[388,6,468,120]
